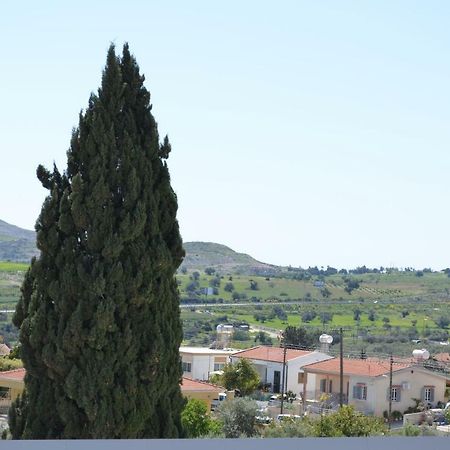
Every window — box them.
[182,362,192,373]
[298,372,305,384]
[214,363,225,371]
[320,379,327,393]
[423,386,434,402]
[353,383,367,400]
[391,386,401,402]
[328,380,333,393]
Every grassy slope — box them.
[1,261,449,352]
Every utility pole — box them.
[339,327,344,407]
[280,343,287,414]
[388,354,393,431]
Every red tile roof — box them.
[0,368,25,381]
[232,346,312,363]
[434,353,450,363]
[181,377,222,392]
[0,370,222,392]
[304,358,411,377]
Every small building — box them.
[230,345,332,396]
[179,347,236,381]
[0,368,25,413]
[303,357,448,417]
[181,377,227,411]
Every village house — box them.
[0,369,25,413]
[179,347,236,381]
[230,345,332,396]
[303,357,448,417]
[179,377,228,411]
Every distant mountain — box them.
[181,242,281,276]
[0,220,280,275]
[0,220,38,262]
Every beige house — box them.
[181,377,228,411]
[231,345,332,396]
[179,347,236,381]
[0,369,25,413]
[303,357,448,417]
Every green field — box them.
[0,261,29,272]
[0,262,449,354]
[176,270,450,303]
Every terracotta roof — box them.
[304,358,411,377]
[0,368,25,381]
[232,346,312,363]
[0,344,11,356]
[181,377,222,392]
[0,370,222,392]
[434,353,450,363]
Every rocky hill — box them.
[0,220,281,275]
[0,220,38,262]
[181,242,280,276]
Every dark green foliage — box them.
[314,405,386,437]
[219,359,260,396]
[9,392,28,439]
[282,326,320,348]
[224,282,234,292]
[254,331,272,345]
[10,44,184,438]
[181,399,214,438]
[216,397,258,438]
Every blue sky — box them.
[1,1,450,269]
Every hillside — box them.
[0,219,279,274]
[181,242,280,275]
[0,220,38,262]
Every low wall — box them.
[403,412,423,426]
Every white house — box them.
[230,345,332,396]
[179,347,236,381]
[303,357,449,416]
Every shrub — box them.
[216,398,258,438]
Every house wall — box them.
[371,368,446,417]
[0,378,24,412]
[304,373,350,400]
[346,367,447,417]
[230,351,332,395]
[182,390,221,411]
[286,352,333,396]
[181,353,232,380]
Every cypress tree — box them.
[10,44,185,438]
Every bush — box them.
[181,399,213,438]
[219,359,260,396]
[263,417,314,438]
[402,423,421,436]
[233,330,249,341]
[314,406,386,437]
[0,357,23,372]
[231,292,241,301]
[216,398,258,438]
[224,282,234,292]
